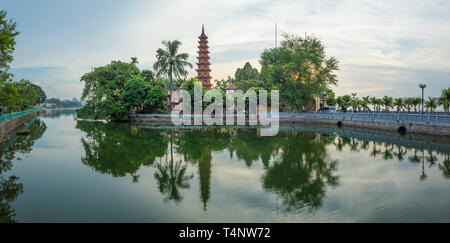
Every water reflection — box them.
[0,119,47,222]
[262,133,339,212]
[75,121,450,214]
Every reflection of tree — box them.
[174,129,230,208]
[154,133,193,203]
[0,119,46,222]
[262,132,339,212]
[230,129,284,168]
[76,121,168,181]
[0,175,23,223]
[176,129,231,163]
[439,154,450,179]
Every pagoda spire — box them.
[196,24,212,90]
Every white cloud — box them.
[6,0,450,98]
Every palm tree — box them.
[404,97,414,112]
[438,88,450,113]
[350,97,361,111]
[412,97,422,112]
[361,96,371,111]
[154,132,193,202]
[425,97,437,113]
[381,96,393,112]
[369,96,378,111]
[153,40,193,111]
[394,98,403,112]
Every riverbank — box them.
[128,114,450,137]
[0,109,45,151]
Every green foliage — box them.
[235,79,264,91]
[381,96,393,112]
[336,95,351,111]
[0,10,19,82]
[425,97,437,113]
[123,75,147,112]
[77,60,142,121]
[45,97,82,108]
[140,69,154,82]
[439,88,450,113]
[260,33,339,112]
[153,40,193,111]
[394,98,404,112]
[234,62,260,82]
[213,79,229,92]
[146,85,168,113]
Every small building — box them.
[304,95,334,112]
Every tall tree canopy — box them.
[260,33,339,112]
[0,10,19,82]
[77,59,168,121]
[234,62,260,83]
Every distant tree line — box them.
[330,89,449,113]
[45,97,82,108]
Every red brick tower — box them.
[196,25,212,90]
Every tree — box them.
[369,97,378,111]
[145,85,168,113]
[123,75,147,112]
[260,33,339,112]
[234,62,260,83]
[361,96,371,111]
[412,97,422,112]
[336,95,351,111]
[0,10,20,112]
[213,79,229,92]
[235,79,264,91]
[381,96,393,112]
[438,88,450,113]
[140,69,154,82]
[394,98,404,112]
[425,97,437,113]
[350,97,361,111]
[77,60,139,121]
[153,40,192,111]
[0,10,19,82]
[404,97,414,112]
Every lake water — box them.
[1,109,450,222]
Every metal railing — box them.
[0,108,42,124]
[279,111,450,126]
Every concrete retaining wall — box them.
[0,110,45,149]
[278,117,450,136]
[129,115,450,137]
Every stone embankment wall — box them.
[129,115,450,136]
[0,110,45,149]
[278,117,450,136]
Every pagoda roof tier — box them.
[197,77,212,80]
[198,35,208,39]
[196,69,211,72]
[196,62,211,65]
[197,56,210,59]
[197,51,210,54]
[198,46,209,49]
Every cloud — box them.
[2,0,449,99]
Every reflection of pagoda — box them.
[199,152,212,211]
[196,25,212,90]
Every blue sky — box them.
[1,0,449,99]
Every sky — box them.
[1,0,449,100]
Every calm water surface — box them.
[1,110,450,222]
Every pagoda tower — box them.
[196,25,212,90]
